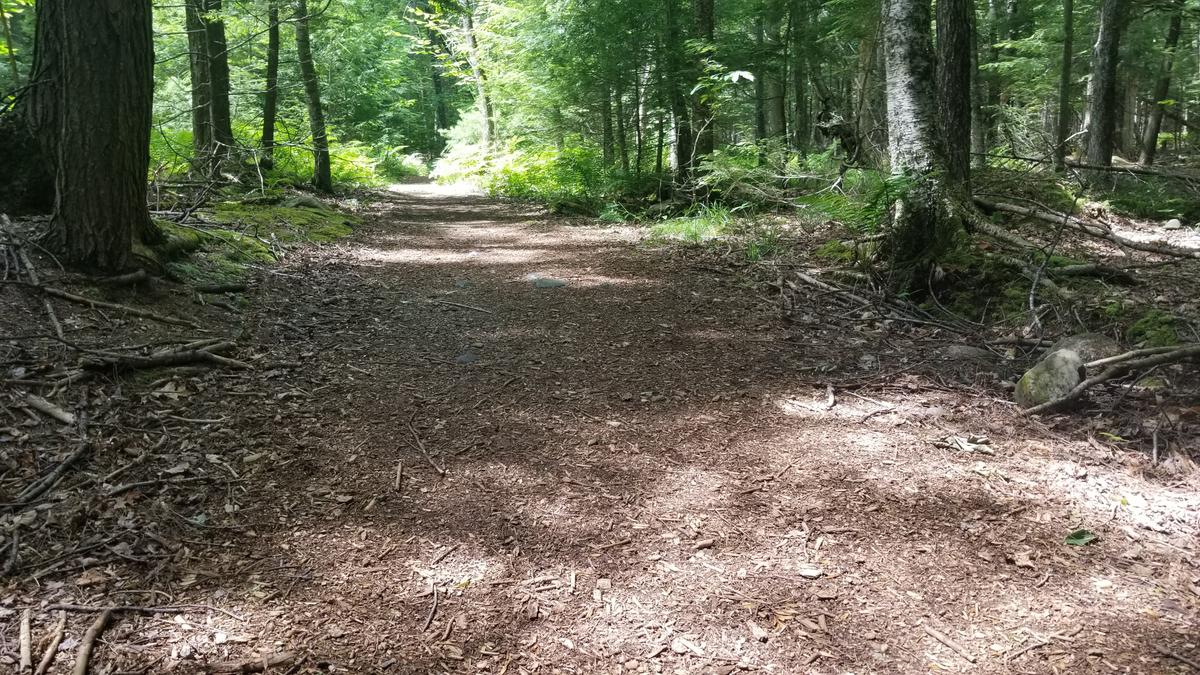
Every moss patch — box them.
[212,202,359,243]
[1128,310,1178,347]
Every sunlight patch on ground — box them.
[387,181,483,198]
[351,245,557,266]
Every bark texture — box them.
[185,0,213,162]
[692,0,716,160]
[882,0,958,286]
[936,0,973,186]
[1082,0,1126,174]
[40,0,155,272]
[295,0,333,192]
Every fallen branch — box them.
[72,610,112,675]
[35,611,67,675]
[923,624,976,663]
[430,299,495,314]
[1023,344,1200,415]
[24,394,76,425]
[19,608,31,673]
[12,240,65,340]
[13,442,91,504]
[205,652,296,674]
[975,198,1200,260]
[81,342,251,372]
[39,286,202,327]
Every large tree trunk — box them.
[692,0,716,160]
[1053,0,1074,171]
[260,0,280,168]
[294,0,332,192]
[185,0,214,164]
[202,0,235,159]
[936,0,972,187]
[615,82,631,172]
[36,0,155,272]
[1139,8,1182,166]
[1082,0,1126,178]
[882,0,958,287]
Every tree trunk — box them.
[1082,0,1126,177]
[936,0,972,187]
[664,0,694,174]
[185,0,214,164]
[294,0,332,192]
[790,0,809,154]
[882,0,958,287]
[633,67,645,175]
[763,0,787,140]
[260,0,280,168]
[1139,8,1182,165]
[202,0,234,159]
[692,0,716,160]
[1053,0,1074,171]
[462,10,495,149]
[601,86,616,166]
[969,11,987,168]
[615,83,630,172]
[36,0,155,272]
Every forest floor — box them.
[2,183,1200,674]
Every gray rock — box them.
[943,345,993,362]
[1015,349,1085,409]
[1047,332,1121,364]
[281,194,329,210]
[1163,218,1184,231]
[532,278,567,289]
[455,279,472,289]
[455,352,480,365]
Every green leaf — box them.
[1065,529,1098,546]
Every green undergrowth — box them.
[1128,309,1179,347]
[145,199,359,286]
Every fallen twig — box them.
[430,299,495,314]
[23,394,76,425]
[12,442,91,505]
[406,414,446,475]
[19,608,31,673]
[72,610,112,675]
[23,285,202,328]
[35,611,67,675]
[1156,645,1200,671]
[10,238,65,341]
[923,624,976,663]
[204,652,297,674]
[46,603,246,622]
[422,585,439,631]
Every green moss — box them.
[212,202,359,243]
[1129,310,1178,347]
[1103,301,1124,319]
[815,239,856,263]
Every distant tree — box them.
[261,0,281,168]
[295,0,332,192]
[1139,5,1183,166]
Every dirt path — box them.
[7,185,1198,673]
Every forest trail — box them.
[171,183,1195,674]
[11,185,1195,674]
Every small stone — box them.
[533,278,568,289]
[455,279,472,288]
[942,345,993,362]
[456,352,480,364]
[797,566,824,579]
[1164,218,1184,230]
[815,588,839,600]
